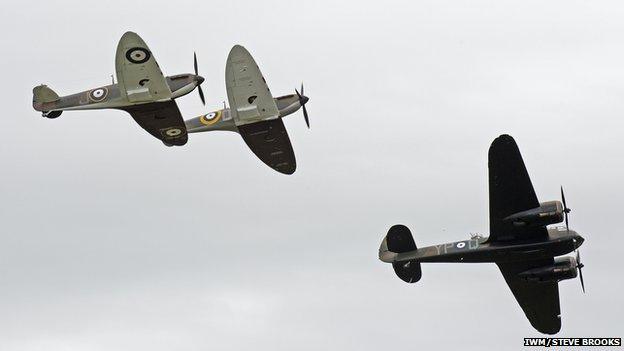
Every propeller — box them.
[562,186,585,292]
[576,250,585,293]
[561,186,571,233]
[295,83,310,129]
[194,52,205,105]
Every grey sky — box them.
[1,0,623,350]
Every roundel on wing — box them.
[125,47,151,64]
[165,128,183,137]
[199,110,222,126]
[89,87,108,102]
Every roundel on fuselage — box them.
[88,87,108,102]
[199,110,222,126]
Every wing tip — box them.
[121,30,139,37]
[489,134,520,158]
[231,44,246,50]
[228,44,251,59]
[491,134,516,147]
[118,31,147,50]
[274,163,296,175]
[532,316,561,335]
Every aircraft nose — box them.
[301,95,309,105]
[576,235,585,248]
[196,75,205,85]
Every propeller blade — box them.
[197,85,206,105]
[565,211,569,232]
[193,52,205,105]
[295,88,310,129]
[576,250,585,293]
[295,86,310,128]
[561,186,571,232]
[303,105,309,128]
[579,264,585,293]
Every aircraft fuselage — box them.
[33,74,203,113]
[185,93,307,134]
[392,227,584,264]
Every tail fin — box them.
[32,85,60,110]
[379,224,422,283]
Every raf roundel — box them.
[199,110,222,126]
[89,87,108,102]
[165,128,182,137]
[456,242,466,249]
[125,47,151,64]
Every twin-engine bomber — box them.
[379,134,586,334]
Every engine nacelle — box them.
[518,256,578,282]
[504,201,564,228]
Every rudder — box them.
[33,85,62,118]
[380,224,422,283]
[33,85,59,106]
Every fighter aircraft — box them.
[184,45,310,175]
[32,31,205,146]
[378,134,585,334]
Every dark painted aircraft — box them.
[378,134,585,334]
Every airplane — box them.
[184,45,310,175]
[32,31,205,146]
[378,134,586,334]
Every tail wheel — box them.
[43,110,62,119]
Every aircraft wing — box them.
[488,134,547,242]
[497,259,561,334]
[121,101,188,146]
[237,119,296,174]
[225,45,279,125]
[115,31,173,103]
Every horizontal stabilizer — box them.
[392,260,422,283]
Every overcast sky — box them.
[1,1,623,350]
